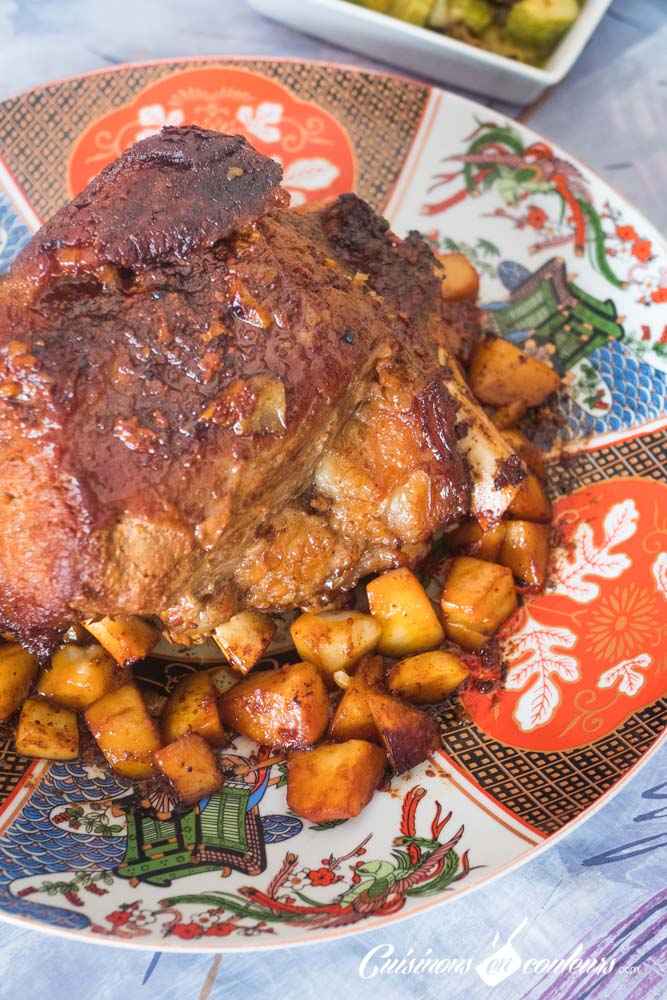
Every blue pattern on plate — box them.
[497,259,531,291]
[0,190,31,274]
[559,342,667,440]
[0,762,129,929]
[262,813,304,843]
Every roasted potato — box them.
[437,252,480,302]
[367,568,444,657]
[491,400,527,429]
[501,428,546,480]
[153,733,223,805]
[287,740,387,822]
[84,683,162,780]
[506,472,552,522]
[212,611,276,674]
[387,650,469,704]
[352,654,386,687]
[444,620,490,651]
[329,676,381,744]
[218,662,329,750]
[446,519,506,562]
[37,642,120,710]
[500,520,550,590]
[290,610,381,685]
[468,335,561,408]
[15,699,79,760]
[0,644,38,721]
[83,615,160,666]
[440,556,517,650]
[366,690,440,774]
[161,670,227,746]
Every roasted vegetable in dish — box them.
[84,683,162,780]
[154,733,223,805]
[290,610,382,685]
[441,557,518,650]
[218,662,330,750]
[468,335,561,410]
[386,650,469,704]
[83,616,160,667]
[15,699,79,761]
[367,568,445,657]
[161,670,227,746]
[0,644,38,720]
[213,611,276,675]
[349,0,583,66]
[500,520,551,590]
[37,642,120,709]
[287,741,387,823]
[329,674,381,743]
[367,689,441,774]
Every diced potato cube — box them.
[444,621,489,651]
[153,733,223,805]
[506,472,552,522]
[0,644,38,721]
[491,400,527,429]
[218,662,329,750]
[367,568,444,657]
[329,678,380,744]
[387,650,469,704]
[15,699,79,760]
[352,654,385,687]
[37,642,120,709]
[469,336,561,408]
[212,611,276,675]
[501,428,546,480]
[366,691,440,774]
[446,519,506,562]
[437,252,480,302]
[83,615,160,666]
[287,740,387,823]
[161,670,227,746]
[290,610,381,686]
[85,683,161,780]
[500,521,551,590]
[441,557,517,651]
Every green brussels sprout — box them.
[505,0,580,53]
[389,0,435,26]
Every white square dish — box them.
[247,0,612,104]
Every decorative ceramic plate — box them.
[0,58,665,952]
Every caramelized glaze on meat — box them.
[0,127,489,651]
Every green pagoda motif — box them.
[114,781,267,888]
[484,258,625,373]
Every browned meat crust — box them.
[0,126,472,653]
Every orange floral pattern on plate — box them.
[461,478,667,751]
[68,67,355,206]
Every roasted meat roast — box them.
[0,126,523,652]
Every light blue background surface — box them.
[0,2,665,996]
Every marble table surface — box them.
[0,1,665,998]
